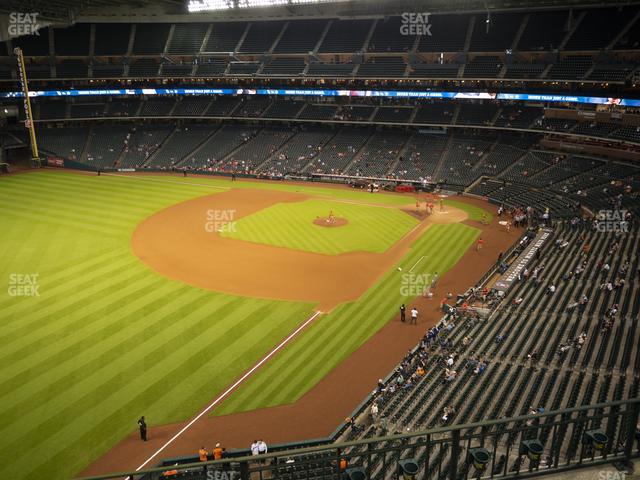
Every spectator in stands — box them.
[579,294,589,311]
[442,406,455,423]
[525,407,538,427]
[557,343,570,357]
[370,402,379,423]
[444,368,457,382]
[257,439,268,455]
[251,440,260,456]
[474,360,487,375]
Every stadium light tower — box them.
[13,47,40,167]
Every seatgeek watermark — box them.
[206,471,237,480]
[595,209,629,233]
[400,13,432,36]
[8,273,40,297]
[8,12,40,36]
[400,272,432,296]
[597,472,627,480]
[205,209,237,233]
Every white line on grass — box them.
[399,221,425,243]
[408,256,426,273]
[102,172,230,190]
[130,310,323,476]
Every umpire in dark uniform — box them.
[400,304,406,322]
[138,416,147,441]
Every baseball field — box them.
[0,170,491,480]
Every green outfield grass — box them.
[0,171,488,480]
[221,198,418,255]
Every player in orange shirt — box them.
[213,443,224,460]
[199,446,209,462]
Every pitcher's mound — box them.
[313,216,348,228]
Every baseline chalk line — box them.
[131,310,322,475]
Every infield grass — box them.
[221,198,418,255]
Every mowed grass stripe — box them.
[154,302,311,421]
[0,253,142,341]
[13,300,308,480]
[0,290,241,437]
[0,182,161,226]
[0,177,193,224]
[0,205,124,238]
[0,195,138,233]
[216,224,479,414]
[0,248,125,314]
[0,275,177,394]
[6,171,214,203]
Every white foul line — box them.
[131,310,322,474]
[408,256,426,273]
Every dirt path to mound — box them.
[81,194,518,478]
[131,188,467,312]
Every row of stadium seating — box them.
[340,222,640,478]
[24,96,640,145]
[4,7,640,57]
[5,53,638,82]
[32,123,640,217]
